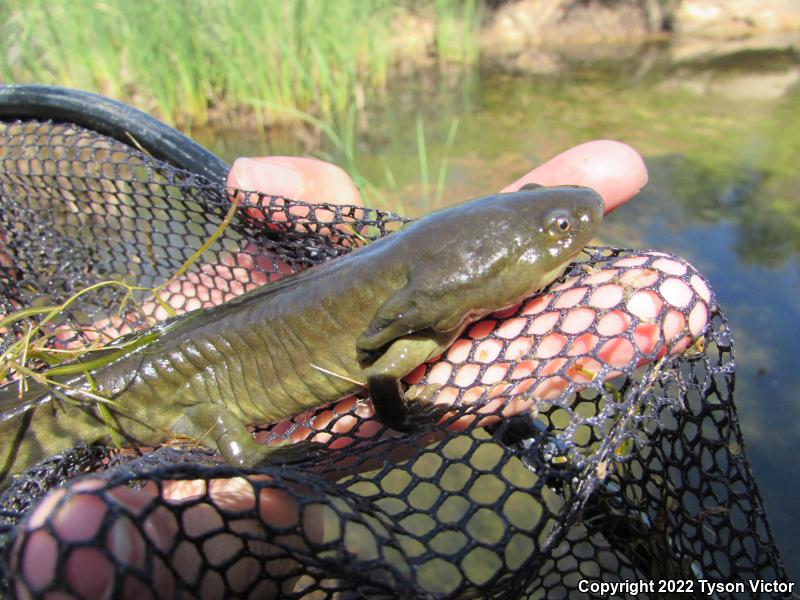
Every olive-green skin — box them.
[0,185,603,488]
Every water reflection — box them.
[207,48,800,577]
[610,179,800,579]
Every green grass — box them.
[0,0,483,128]
[433,0,482,65]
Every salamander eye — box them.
[545,210,575,237]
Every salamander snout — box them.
[571,186,605,224]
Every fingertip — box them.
[228,156,363,206]
[228,157,305,199]
[501,140,649,213]
[578,140,648,212]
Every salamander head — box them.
[371,184,605,333]
[382,183,605,298]
[509,184,604,283]
[408,183,605,298]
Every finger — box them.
[228,156,363,206]
[13,476,324,597]
[500,140,648,213]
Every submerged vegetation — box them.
[0,0,482,128]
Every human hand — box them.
[10,141,713,598]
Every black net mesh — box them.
[0,119,790,598]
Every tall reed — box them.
[0,0,483,127]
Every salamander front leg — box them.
[366,373,446,434]
[366,373,409,432]
[365,333,454,433]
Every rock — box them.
[480,0,663,74]
[674,0,800,36]
[480,0,566,56]
[479,0,800,69]
[477,0,800,75]
[481,0,656,55]
[389,6,437,72]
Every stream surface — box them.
[200,47,800,579]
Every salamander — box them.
[0,184,603,488]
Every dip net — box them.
[0,116,790,598]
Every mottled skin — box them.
[0,185,603,488]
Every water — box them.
[204,47,800,578]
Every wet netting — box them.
[0,117,791,598]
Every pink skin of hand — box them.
[13,141,712,598]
